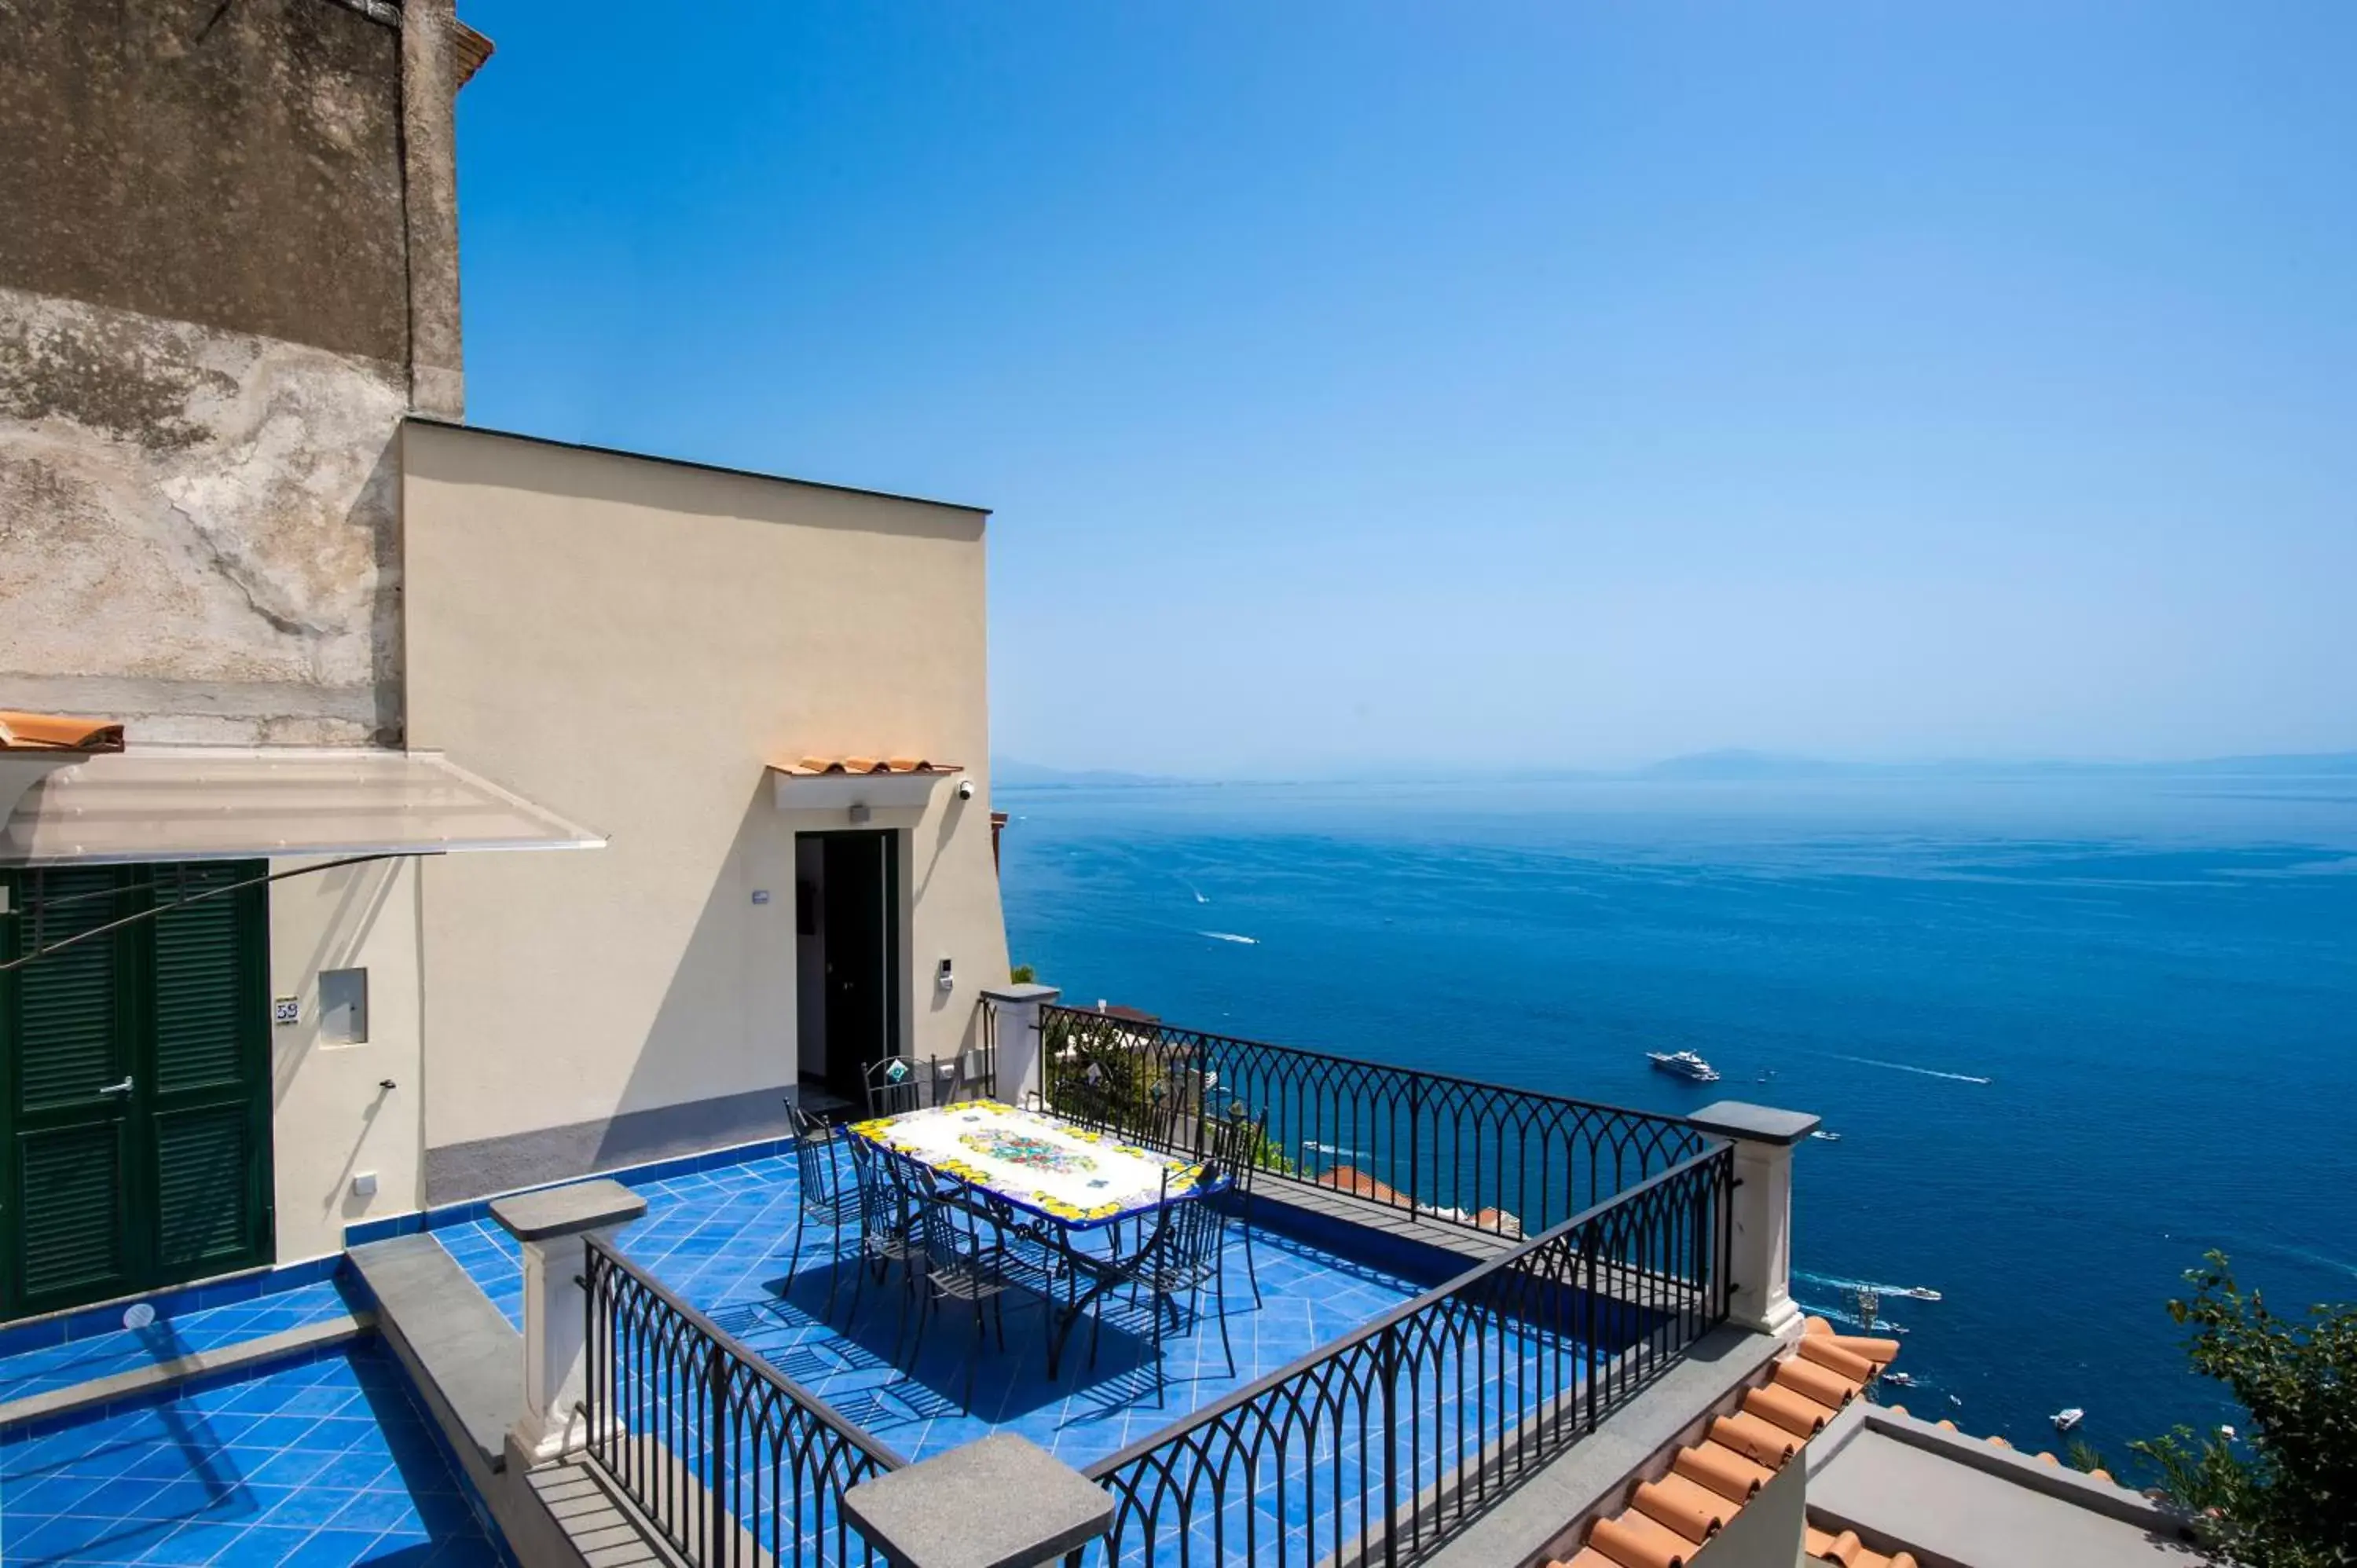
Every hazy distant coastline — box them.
[995,748,2357,789]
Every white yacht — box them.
[1648,1050,1722,1083]
[2052,1407,2086,1432]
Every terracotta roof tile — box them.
[1804,1522,1921,1568]
[1631,1473,1733,1540]
[1775,1355,1863,1409]
[1795,1333,1879,1383]
[1673,1439,1773,1502]
[1713,1409,1803,1470]
[451,18,494,87]
[1549,1317,1907,1568]
[1314,1165,1404,1205]
[1745,1382,1838,1438]
[774,755,962,777]
[1804,1318,1899,1362]
[1587,1509,1699,1568]
[0,711,126,753]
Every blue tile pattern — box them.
[0,1259,345,1368]
[339,1134,804,1251]
[0,1341,508,1566]
[0,1280,359,1409]
[432,1149,1428,1469]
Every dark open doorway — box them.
[794,830,901,1108]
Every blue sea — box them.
[996,774,2357,1468]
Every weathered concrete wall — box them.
[401,0,468,419]
[0,0,409,362]
[0,0,449,743]
[0,286,406,743]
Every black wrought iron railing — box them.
[1072,1141,1735,1568]
[1040,1005,1708,1238]
[967,996,999,1100]
[581,1236,904,1566]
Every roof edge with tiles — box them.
[772,756,962,777]
[1551,1317,1914,1568]
[1809,1396,2183,1550]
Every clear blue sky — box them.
[456,2,2355,776]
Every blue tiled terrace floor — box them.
[0,1341,505,1566]
[435,1149,1428,1467]
[0,1281,355,1406]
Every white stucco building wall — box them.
[267,857,426,1262]
[397,419,1010,1201]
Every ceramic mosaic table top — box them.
[849,1100,1218,1229]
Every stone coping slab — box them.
[489,1177,648,1242]
[1687,1101,1822,1145]
[349,1233,522,1472]
[0,1312,372,1432]
[977,981,1061,1004]
[843,1432,1113,1568]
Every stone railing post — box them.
[1686,1101,1820,1338]
[979,982,1061,1106]
[845,1433,1113,1568]
[490,1178,649,1465]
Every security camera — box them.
[955,778,976,801]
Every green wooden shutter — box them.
[152,1105,255,1271]
[16,867,123,1112]
[3,866,138,1314]
[16,1123,130,1301]
[152,866,249,1095]
[145,861,271,1282]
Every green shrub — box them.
[2131,1253,2355,1567]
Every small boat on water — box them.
[1890,1285,1941,1302]
[1648,1050,1722,1083]
[1810,1130,1842,1143]
[2052,1407,2086,1432]
[1882,1370,1917,1387]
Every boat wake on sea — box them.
[1793,1300,1909,1335]
[1796,1269,1944,1302]
[1827,1053,1992,1086]
[1200,931,1259,944]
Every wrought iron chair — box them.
[781,1103,860,1324]
[910,1174,1022,1410]
[1205,1107,1267,1306]
[1080,1165,1237,1405]
[843,1133,928,1349]
[863,1054,926,1118]
[1058,1056,1130,1137]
